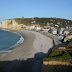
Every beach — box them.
[0,30,53,72]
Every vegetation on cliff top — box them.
[14,17,72,27]
[43,42,72,62]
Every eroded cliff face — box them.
[0,19,26,30]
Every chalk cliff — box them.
[0,19,26,30]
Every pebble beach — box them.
[0,30,53,72]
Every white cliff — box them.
[0,19,26,30]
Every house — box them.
[48,27,57,34]
[60,28,65,34]
[26,26,31,30]
[48,28,52,33]
[30,24,40,30]
[57,28,65,35]
[34,27,41,31]
[41,26,50,32]
[57,22,60,25]
[51,27,57,34]
[66,26,69,29]
[31,21,35,23]
[63,29,70,35]
[43,26,49,29]
[50,19,53,21]
[30,25,35,30]
[47,23,50,27]
[42,28,50,32]
[55,24,59,27]
[50,23,53,25]
[52,29,57,34]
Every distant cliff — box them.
[0,17,72,29]
[0,19,26,29]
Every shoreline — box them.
[0,29,36,60]
[0,29,53,61]
[0,29,24,54]
[0,29,53,72]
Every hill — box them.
[14,17,72,27]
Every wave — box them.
[0,29,24,53]
[10,32,24,49]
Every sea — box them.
[0,29,24,53]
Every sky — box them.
[0,0,72,22]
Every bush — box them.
[48,50,64,57]
[67,50,72,57]
[67,42,72,47]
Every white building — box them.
[30,24,40,30]
[51,27,57,34]
[26,26,31,30]
[63,29,70,35]
[34,27,41,31]
[52,29,57,34]
[59,28,65,35]
[55,25,59,27]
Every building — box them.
[47,22,50,25]
[34,27,41,31]
[51,27,57,34]
[50,19,53,21]
[63,29,70,35]
[30,24,40,30]
[26,26,31,30]
[31,21,36,23]
[52,29,57,34]
[57,28,65,35]
[55,25,59,27]
[57,22,60,25]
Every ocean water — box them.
[0,29,24,52]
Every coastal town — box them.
[0,17,72,72]
[1,0,72,71]
[0,17,72,43]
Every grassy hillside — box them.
[15,18,32,26]
[43,42,72,62]
[14,17,72,27]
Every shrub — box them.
[67,42,72,47]
[48,50,64,57]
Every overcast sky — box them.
[0,0,72,22]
